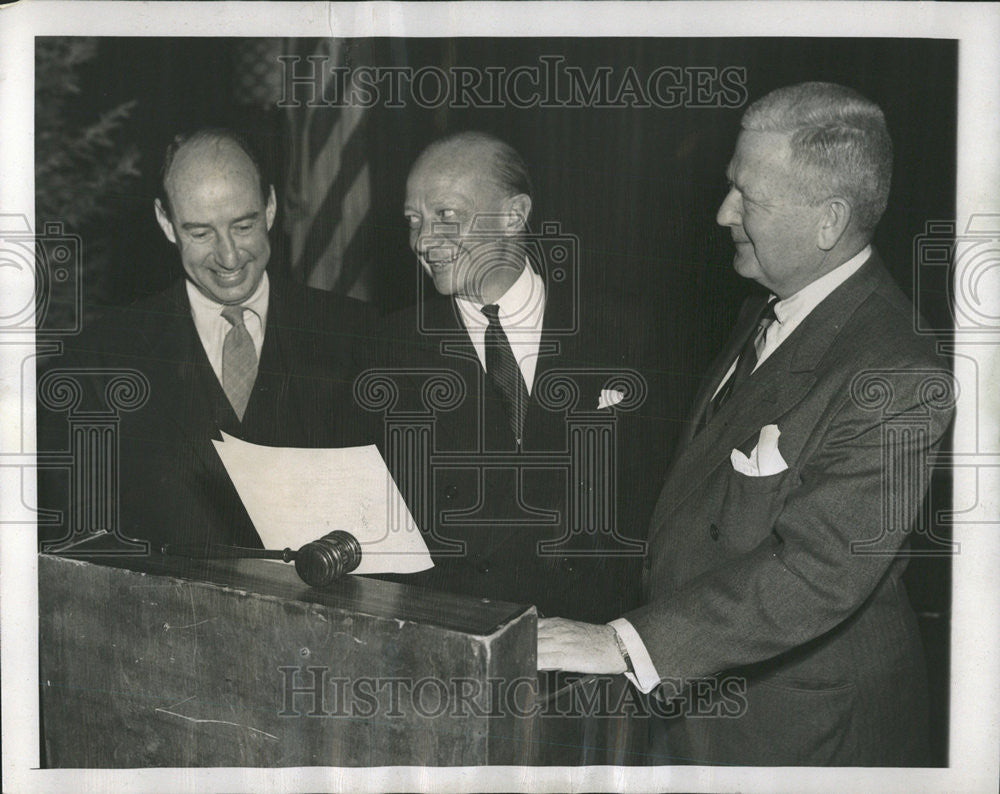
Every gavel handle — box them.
[162,531,361,587]
[161,543,296,563]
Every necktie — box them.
[701,297,778,428]
[481,304,529,443]
[220,305,258,421]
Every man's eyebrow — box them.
[230,211,261,224]
[180,211,259,230]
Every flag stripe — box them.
[309,162,371,291]
[292,118,369,277]
[333,214,374,300]
[283,37,374,299]
[307,40,342,167]
[301,100,366,238]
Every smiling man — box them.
[154,132,277,308]
[379,130,670,625]
[404,133,533,306]
[374,132,671,764]
[40,128,375,551]
[537,83,954,766]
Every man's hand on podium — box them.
[537,617,627,674]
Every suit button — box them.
[443,485,458,501]
[710,523,720,541]
[476,560,491,574]
[560,557,575,573]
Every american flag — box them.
[234,38,374,300]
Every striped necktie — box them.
[481,304,529,443]
[220,305,258,421]
[700,297,778,430]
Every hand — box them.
[537,617,627,674]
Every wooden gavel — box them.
[161,530,362,587]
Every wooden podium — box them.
[38,553,537,767]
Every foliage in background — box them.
[35,37,141,327]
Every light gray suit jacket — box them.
[626,252,953,765]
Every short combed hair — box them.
[741,82,893,234]
[427,130,533,199]
[159,128,269,217]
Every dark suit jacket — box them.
[38,276,376,551]
[372,273,671,625]
[625,252,954,765]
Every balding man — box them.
[41,128,375,551]
[379,130,667,622]
[538,83,954,766]
[373,132,669,763]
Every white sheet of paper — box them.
[211,432,432,574]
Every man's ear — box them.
[265,185,277,232]
[817,196,852,251]
[154,198,178,245]
[503,193,532,236]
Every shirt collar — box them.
[454,259,545,328]
[185,271,270,323]
[772,245,871,325]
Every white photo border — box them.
[1,2,997,792]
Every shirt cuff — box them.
[608,617,661,694]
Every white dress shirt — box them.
[453,262,546,394]
[711,245,872,400]
[614,244,873,693]
[185,272,269,386]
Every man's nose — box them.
[411,223,430,255]
[412,222,451,256]
[716,188,742,227]
[215,233,240,269]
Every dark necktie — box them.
[220,305,258,421]
[481,304,529,443]
[701,297,778,428]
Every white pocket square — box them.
[597,389,625,410]
[730,424,788,477]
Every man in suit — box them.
[375,130,667,623]
[537,82,954,766]
[372,131,669,763]
[38,128,374,551]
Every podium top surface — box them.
[40,552,531,638]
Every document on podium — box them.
[212,432,433,574]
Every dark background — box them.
[36,36,958,764]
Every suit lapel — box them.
[421,297,489,450]
[523,280,572,444]
[654,252,886,523]
[659,356,815,516]
[679,295,771,450]
[127,281,241,493]
[142,281,228,431]
[243,277,302,441]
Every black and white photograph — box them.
[1,2,998,792]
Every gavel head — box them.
[294,530,362,587]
